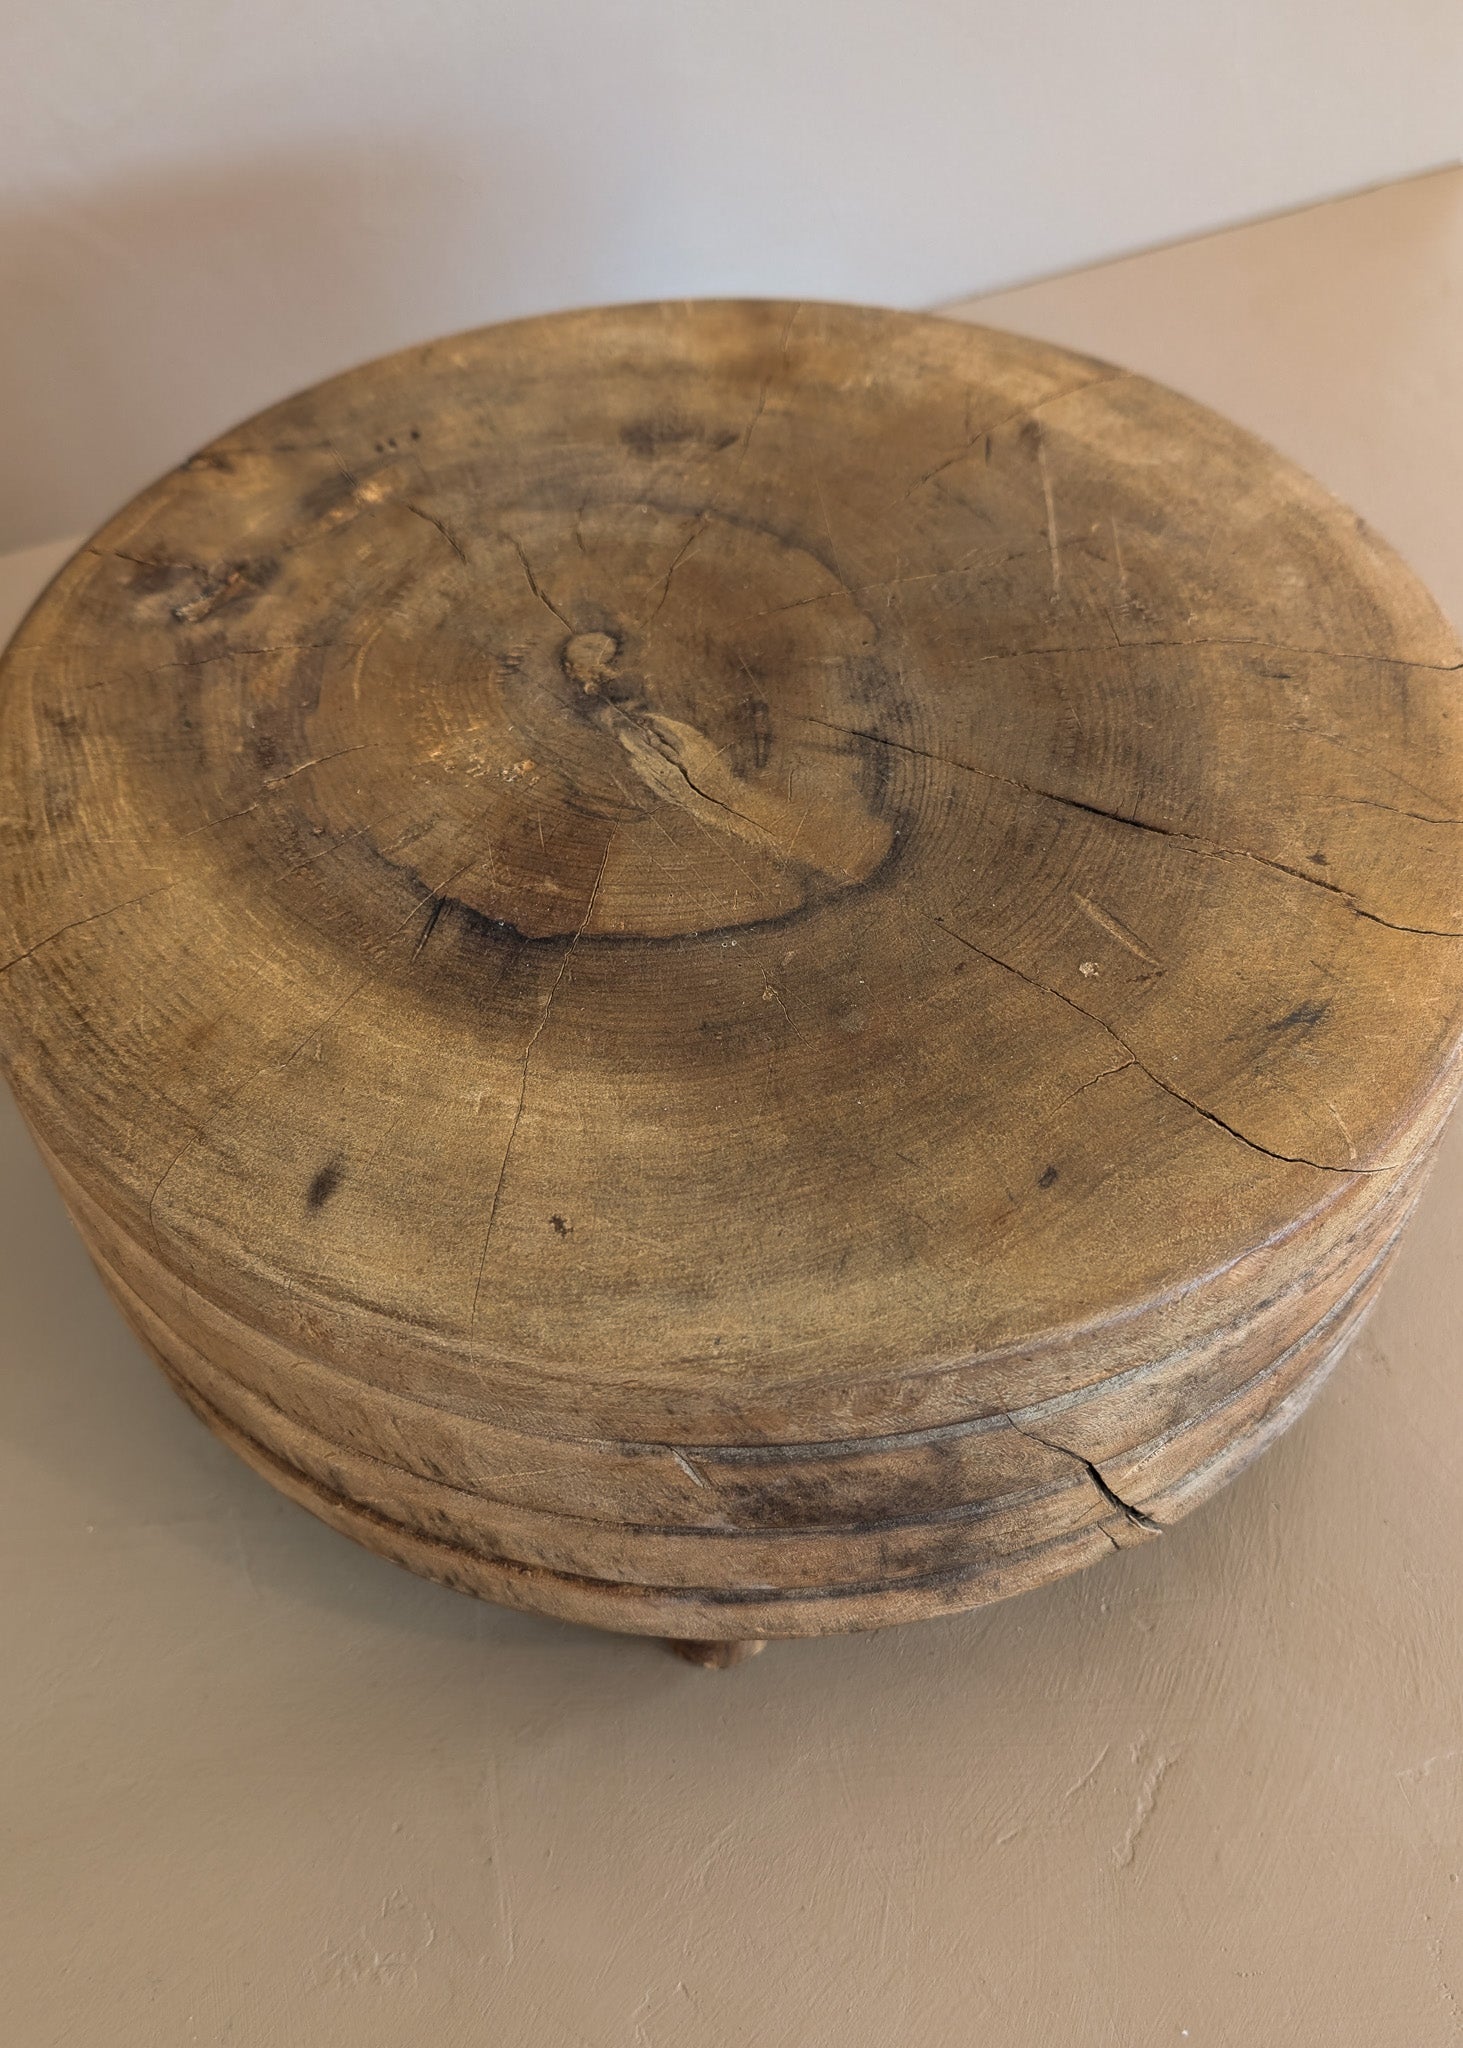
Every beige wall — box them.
[4,170,1463,2044]
[2,2,1461,551]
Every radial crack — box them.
[262,742,373,788]
[1330,793,1463,827]
[469,838,612,1334]
[1082,1458,1163,1533]
[139,641,339,678]
[956,631,1463,675]
[1035,426,1061,599]
[735,379,771,469]
[931,915,1384,1174]
[646,515,708,622]
[806,718,1463,938]
[506,534,572,631]
[900,370,1125,503]
[1006,1413,1162,1533]
[400,500,467,563]
[0,880,178,977]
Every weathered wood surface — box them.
[1,300,1460,1639]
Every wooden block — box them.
[1,301,1459,1641]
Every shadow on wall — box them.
[0,142,612,553]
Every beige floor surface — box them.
[3,167,1463,2046]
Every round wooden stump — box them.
[2,301,1460,1642]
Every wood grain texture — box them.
[1,299,1460,1638]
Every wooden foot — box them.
[666,1638,767,1669]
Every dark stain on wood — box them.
[306,1160,344,1212]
